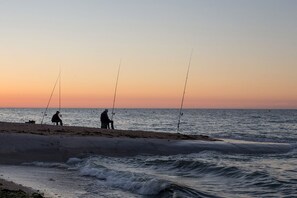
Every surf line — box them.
[177,49,193,132]
[110,59,122,128]
[41,67,62,124]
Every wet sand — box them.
[0,178,44,198]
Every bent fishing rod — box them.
[41,69,61,124]
[177,49,193,132]
[111,59,121,121]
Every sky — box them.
[0,0,296,108]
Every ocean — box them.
[0,108,296,197]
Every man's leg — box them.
[110,120,114,129]
[101,123,108,129]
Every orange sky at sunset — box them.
[1,1,296,109]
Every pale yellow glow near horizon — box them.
[0,1,296,109]
[1,53,296,108]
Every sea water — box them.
[0,108,296,197]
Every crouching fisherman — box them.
[52,111,63,126]
[100,109,114,129]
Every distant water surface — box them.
[0,108,296,143]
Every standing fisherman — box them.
[100,109,114,129]
[52,111,63,126]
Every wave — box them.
[78,158,217,197]
[213,133,297,144]
[142,157,255,179]
[137,152,296,189]
[145,158,244,179]
[22,161,69,169]
[79,154,297,196]
[20,150,297,197]
[268,119,297,124]
[158,184,220,198]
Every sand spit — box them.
[0,122,292,165]
[0,121,217,164]
[0,121,216,141]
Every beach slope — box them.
[0,121,216,164]
[0,122,292,164]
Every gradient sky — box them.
[0,0,296,108]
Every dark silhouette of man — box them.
[100,109,114,129]
[52,111,63,126]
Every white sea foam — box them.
[22,161,69,169]
[66,157,83,165]
[79,161,170,195]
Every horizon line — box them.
[0,107,296,110]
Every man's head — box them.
[104,109,108,112]
[56,111,60,114]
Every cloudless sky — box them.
[0,0,296,108]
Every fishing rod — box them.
[59,66,61,112]
[111,59,121,121]
[41,70,61,124]
[177,49,193,132]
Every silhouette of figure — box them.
[100,109,114,129]
[52,111,63,126]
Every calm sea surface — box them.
[0,108,296,197]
